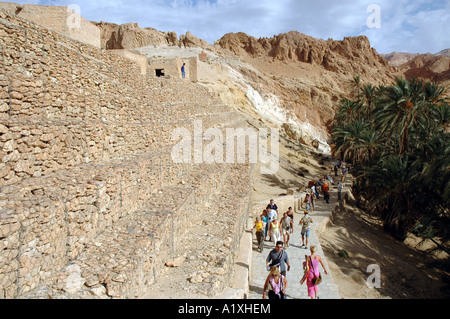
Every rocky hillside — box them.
[436,49,450,57]
[380,52,420,67]
[216,31,393,74]
[94,21,214,51]
[212,31,399,147]
[381,49,450,85]
[93,22,401,150]
[398,54,450,85]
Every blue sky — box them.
[3,0,450,54]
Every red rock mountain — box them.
[399,54,450,85]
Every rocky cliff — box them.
[399,54,450,85]
[94,21,214,51]
[380,52,420,67]
[212,31,399,147]
[381,49,450,85]
[216,31,393,74]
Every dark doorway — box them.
[155,69,165,77]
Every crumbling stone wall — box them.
[0,8,251,299]
[0,3,101,48]
[109,49,147,75]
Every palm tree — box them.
[352,75,361,100]
[374,77,430,154]
[335,98,363,125]
[416,133,450,208]
[332,118,381,164]
[364,154,422,240]
[360,83,377,118]
[423,81,447,105]
[331,76,449,244]
[430,101,450,133]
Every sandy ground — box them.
[319,194,450,299]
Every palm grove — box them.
[331,76,449,250]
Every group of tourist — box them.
[263,243,328,300]
[253,200,295,250]
[303,162,349,207]
[251,198,328,300]
[250,160,349,299]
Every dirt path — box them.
[319,192,450,299]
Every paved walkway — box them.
[248,186,343,299]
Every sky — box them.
[3,0,450,54]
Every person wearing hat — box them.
[299,210,313,249]
[262,266,288,300]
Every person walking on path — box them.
[262,266,288,299]
[309,190,316,211]
[317,178,324,198]
[280,212,293,247]
[266,208,277,241]
[322,182,330,204]
[266,199,279,216]
[269,218,282,246]
[266,241,290,278]
[299,211,313,249]
[301,246,328,299]
[326,173,334,185]
[261,210,269,241]
[312,182,320,200]
[286,207,295,233]
[252,216,265,252]
[337,180,343,201]
[301,193,312,212]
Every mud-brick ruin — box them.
[0,4,254,299]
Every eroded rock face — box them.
[213,31,399,146]
[94,22,214,50]
[216,31,393,74]
[380,52,421,67]
[399,54,450,84]
[94,21,178,50]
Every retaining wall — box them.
[0,8,251,299]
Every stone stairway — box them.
[248,186,343,299]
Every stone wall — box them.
[148,56,198,80]
[109,49,147,75]
[0,8,251,299]
[0,2,101,48]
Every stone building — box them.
[146,50,228,82]
[148,56,196,80]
